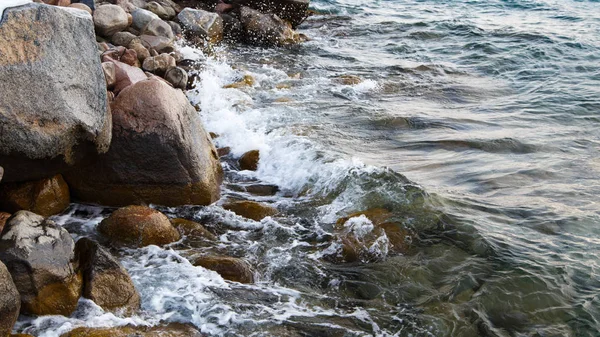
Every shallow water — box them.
[16,0,600,336]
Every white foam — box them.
[0,0,31,20]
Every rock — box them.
[224,74,255,89]
[120,49,140,67]
[217,147,231,157]
[0,212,10,233]
[167,21,182,35]
[60,324,203,337]
[142,54,176,75]
[0,3,111,183]
[141,18,174,39]
[106,59,147,94]
[102,62,117,89]
[0,261,20,337]
[171,218,216,240]
[223,200,277,221]
[57,0,71,6]
[94,4,129,37]
[65,79,223,207]
[177,8,223,43]
[128,38,151,62]
[336,75,362,85]
[164,66,188,89]
[146,1,170,20]
[221,13,244,41]
[0,211,81,316]
[239,149,259,170]
[131,8,160,31]
[0,174,70,217]
[192,256,254,283]
[68,3,92,14]
[231,183,279,196]
[111,31,137,47]
[238,6,301,46]
[231,0,309,28]
[98,206,180,247]
[75,238,140,313]
[140,34,174,53]
[72,0,95,11]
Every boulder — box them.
[0,174,70,217]
[239,149,259,170]
[192,256,254,283]
[221,13,244,41]
[167,21,182,35]
[0,261,20,337]
[0,211,81,316]
[142,54,176,75]
[231,183,279,196]
[231,0,309,28]
[75,238,140,313]
[0,3,111,183]
[93,4,129,37]
[105,59,147,94]
[140,34,174,53]
[164,66,188,90]
[128,38,151,62]
[223,200,277,221]
[0,212,10,233]
[64,79,223,207]
[177,8,223,43]
[146,1,174,20]
[60,324,203,337]
[111,31,137,47]
[98,206,180,247]
[238,6,301,46]
[171,218,216,241]
[120,49,140,67]
[141,18,174,39]
[131,8,160,30]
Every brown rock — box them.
[93,4,129,37]
[171,218,216,241]
[239,149,259,171]
[177,8,223,43]
[98,205,180,247]
[75,238,140,313]
[102,62,116,89]
[120,49,140,67]
[230,0,309,28]
[142,54,176,75]
[128,38,151,62]
[193,256,254,283]
[57,0,71,6]
[238,6,301,46]
[106,59,147,94]
[222,200,277,221]
[0,212,10,233]
[335,75,362,85]
[217,147,231,157]
[0,261,20,337]
[0,174,70,217]
[140,34,174,53]
[163,66,188,90]
[223,74,255,89]
[60,323,203,337]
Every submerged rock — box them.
[0,174,70,217]
[64,79,223,207]
[0,3,111,183]
[0,211,81,316]
[94,4,129,37]
[193,255,254,283]
[238,6,301,46]
[239,149,259,170]
[60,323,204,337]
[177,8,223,43]
[223,200,277,221]
[231,0,309,28]
[75,238,140,313]
[98,205,180,247]
[0,261,20,337]
[171,218,216,241]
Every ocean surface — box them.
[17,0,600,336]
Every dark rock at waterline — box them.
[0,174,70,217]
[142,54,176,75]
[0,3,111,183]
[60,323,204,337]
[171,218,216,241]
[177,8,224,43]
[223,200,277,221]
[192,255,254,283]
[164,66,188,89]
[0,211,81,316]
[64,79,223,207]
[98,205,180,247]
[238,6,301,46]
[0,261,20,337]
[221,13,244,41]
[230,0,309,28]
[230,183,279,196]
[75,238,140,313]
[239,149,260,170]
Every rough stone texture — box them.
[238,6,301,46]
[140,34,174,53]
[163,66,188,90]
[0,211,81,316]
[128,38,151,62]
[0,261,20,337]
[0,212,10,233]
[193,256,254,283]
[120,49,140,67]
[72,0,95,11]
[75,238,140,313]
[60,324,203,337]
[93,4,129,37]
[177,8,223,43]
[142,54,176,75]
[171,218,216,241]
[0,3,111,183]
[223,200,277,221]
[64,79,223,207]
[146,1,173,20]
[98,206,180,247]
[0,174,70,217]
[102,62,117,89]
[231,0,309,28]
[167,21,182,36]
[142,18,174,39]
[239,149,259,171]
[230,183,279,196]
[111,31,137,47]
[68,3,92,15]
[105,59,147,94]
[131,8,159,31]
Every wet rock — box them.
[0,174,70,217]
[167,21,183,36]
[239,149,259,170]
[238,6,301,46]
[75,238,140,313]
[231,0,309,28]
[217,147,231,157]
[105,59,147,94]
[0,211,81,316]
[94,4,129,37]
[68,3,92,14]
[111,31,137,47]
[221,13,244,41]
[193,255,254,283]
[128,38,151,62]
[0,212,10,233]
[177,8,223,43]
[171,218,216,241]
[98,206,180,247]
[231,183,279,196]
[223,200,277,221]
[64,79,222,207]
[335,75,362,85]
[0,3,111,183]
[142,18,174,39]
[102,62,117,89]
[140,34,174,53]
[60,323,203,337]
[224,74,255,89]
[164,66,188,89]
[142,54,176,75]
[0,261,20,337]
[131,8,160,31]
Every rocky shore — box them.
[0,0,313,335]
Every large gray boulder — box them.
[231,0,309,28]
[0,261,20,337]
[64,79,223,207]
[177,8,223,43]
[0,3,111,183]
[0,211,81,316]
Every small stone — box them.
[217,147,231,157]
[140,34,174,53]
[171,218,216,240]
[142,54,176,75]
[98,205,180,247]
[239,149,259,170]
[141,18,174,39]
[222,200,277,221]
[94,4,129,37]
[121,49,140,67]
[0,174,70,217]
[68,3,91,14]
[192,256,254,283]
[131,8,160,31]
[111,31,137,47]
[128,38,151,62]
[336,75,362,85]
[102,62,116,89]
[164,66,188,89]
